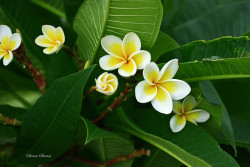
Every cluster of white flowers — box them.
[0,24,209,132]
[97,32,210,132]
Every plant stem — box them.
[92,71,142,124]
[92,83,132,124]
[74,149,150,167]
[13,43,46,93]
[63,45,84,70]
[0,113,22,126]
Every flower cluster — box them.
[97,32,210,132]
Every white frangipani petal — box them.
[122,32,141,58]
[143,62,160,85]
[9,33,21,51]
[170,115,186,133]
[130,50,151,69]
[159,59,179,82]
[3,51,13,66]
[183,95,197,113]
[135,80,157,103]
[186,109,210,123]
[0,25,12,42]
[159,79,191,100]
[151,85,173,114]
[99,55,125,71]
[101,35,124,59]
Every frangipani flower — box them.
[99,32,151,77]
[0,25,21,66]
[170,96,210,133]
[135,59,191,114]
[95,72,118,95]
[35,25,65,55]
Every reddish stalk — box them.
[74,149,150,167]
[0,113,22,126]
[92,83,132,124]
[92,71,142,124]
[14,43,46,93]
[63,45,84,70]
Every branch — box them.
[92,83,132,124]
[14,43,46,93]
[92,71,142,124]
[0,113,22,126]
[74,148,150,167]
[63,45,84,70]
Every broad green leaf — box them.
[196,98,223,137]
[200,81,236,154]
[161,0,250,44]
[0,105,26,120]
[157,36,250,81]
[80,117,134,167]
[14,66,95,165]
[218,117,250,148]
[105,101,239,167]
[0,65,41,109]
[73,0,163,63]
[31,0,66,18]
[176,57,250,82]
[150,31,179,62]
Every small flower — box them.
[170,96,210,133]
[135,59,191,114]
[35,25,65,55]
[95,72,118,95]
[0,25,21,66]
[99,32,151,77]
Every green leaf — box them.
[218,116,250,149]
[161,0,250,44]
[30,0,66,18]
[105,102,239,167]
[73,0,163,63]
[80,117,134,167]
[150,31,179,62]
[196,98,223,137]
[0,65,41,109]
[157,36,250,82]
[14,66,95,165]
[200,81,237,154]
[139,143,182,167]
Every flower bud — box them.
[95,72,118,95]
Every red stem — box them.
[0,113,22,126]
[14,43,46,93]
[63,45,83,70]
[92,84,132,124]
[74,149,150,167]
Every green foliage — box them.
[0,0,249,166]
[14,66,95,165]
[73,0,163,63]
